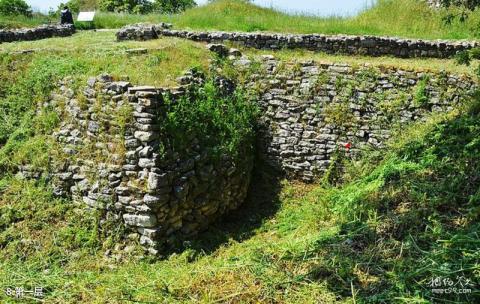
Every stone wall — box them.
[0,24,75,44]
[116,24,477,58]
[238,56,477,182]
[116,23,172,41]
[43,72,252,254]
[19,47,478,254]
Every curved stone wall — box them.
[40,72,252,254]
[0,24,75,44]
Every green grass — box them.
[1,101,479,303]
[3,0,480,40]
[1,9,480,302]
[0,31,210,87]
[0,13,54,29]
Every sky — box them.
[26,0,374,16]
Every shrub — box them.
[98,0,154,14]
[0,0,32,17]
[154,0,197,14]
[57,0,98,13]
[163,78,258,161]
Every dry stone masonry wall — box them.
[44,72,252,255]
[18,45,478,254]
[116,23,478,58]
[0,24,75,44]
[116,23,172,41]
[240,56,477,181]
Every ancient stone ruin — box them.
[116,23,172,41]
[33,71,252,254]
[116,23,478,58]
[248,57,476,181]
[0,24,75,44]
[23,51,475,255]
[13,23,478,255]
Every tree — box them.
[58,0,98,13]
[0,0,32,17]
[98,0,154,14]
[440,0,480,24]
[154,0,197,14]
[440,0,480,10]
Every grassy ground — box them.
[0,31,210,87]
[0,26,479,303]
[0,14,54,29]
[2,0,480,40]
[169,0,477,39]
[1,31,474,78]
[1,102,479,303]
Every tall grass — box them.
[0,13,55,29]
[2,0,480,39]
[168,0,480,39]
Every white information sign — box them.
[77,12,96,22]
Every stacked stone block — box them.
[244,57,477,181]
[116,23,172,41]
[0,24,75,44]
[42,72,252,254]
[116,24,478,58]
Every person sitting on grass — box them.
[60,6,74,25]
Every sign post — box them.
[77,11,96,29]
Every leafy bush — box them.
[154,0,196,14]
[441,0,480,24]
[163,77,258,161]
[58,0,98,13]
[98,0,154,14]
[0,0,31,17]
[455,47,480,77]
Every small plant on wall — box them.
[413,76,430,107]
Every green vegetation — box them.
[0,32,210,176]
[0,14,50,29]
[0,31,210,86]
[1,1,480,302]
[61,0,196,14]
[1,92,479,303]
[3,0,480,40]
[96,0,155,14]
[0,0,31,17]
[163,78,258,161]
[414,76,430,107]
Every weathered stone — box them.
[123,214,158,228]
[148,172,169,190]
[42,56,473,257]
[206,43,229,57]
[0,24,75,44]
[138,158,156,168]
[143,194,169,206]
[116,27,478,59]
[134,131,158,142]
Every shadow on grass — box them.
[183,160,284,255]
